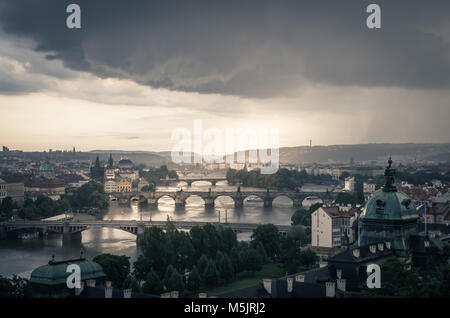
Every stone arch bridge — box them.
[162,176,228,187]
[110,188,337,208]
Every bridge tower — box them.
[263,189,273,208]
[234,186,245,208]
[174,190,187,207]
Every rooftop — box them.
[30,254,106,286]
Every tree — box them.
[17,196,67,220]
[216,251,224,269]
[298,249,317,267]
[0,197,16,219]
[255,242,268,263]
[197,254,209,277]
[251,224,280,258]
[166,227,195,273]
[163,264,176,289]
[122,274,141,293]
[190,226,207,259]
[219,227,238,254]
[220,254,234,282]
[230,246,242,273]
[0,276,14,298]
[202,223,221,259]
[168,271,185,292]
[137,227,168,277]
[163,265,184,292]
[216,252,234,282]
[69,180,109,210]
[143,268,163,295]
[309,203,322,213]
[335,192,358,206]
[288,225,309,246]
[162,264,184,292]
[279,237,302,274]
[133,255,152,281]
[186,266,201,293]
[291,208,310,226]
[240,248,263,272]
[93,254,130,289]
[202,260,220,287]
[0,275,31,298]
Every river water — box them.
[0,182,326,278]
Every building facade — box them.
[104,180,117,193]
[0,178,6,201]
[311,206,357,248]
[116,178,131,192]
[344,177,355,192]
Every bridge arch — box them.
[214,195,235,207]
[243,195,264,206]
[272,195,294,207]
[185,194,205,206]
[130,195,148,203]
[157,195,176,204]
[190,180,214,187]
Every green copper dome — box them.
[357,157,419,251]
[30,256,106,286]
[361,156,417,221]
[361,191,417,221]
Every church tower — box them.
[108,153,114,169]
[90,155,105,183]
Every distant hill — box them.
[157,143,450,165]
[278,143,450,164]
[8,143,448,167]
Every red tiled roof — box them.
[320,207,357,218]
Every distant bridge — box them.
[109,187,337,208]
[160,176,228,186]
[0,219,291,242]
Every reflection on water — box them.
[0,182,327,277]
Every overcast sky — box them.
[0,0,449,152]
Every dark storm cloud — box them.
[0,0,449,97]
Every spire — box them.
[108,153,114,169]
[95,155,101,168]
[382,156,397,192]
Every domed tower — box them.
[356,157,419,251]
